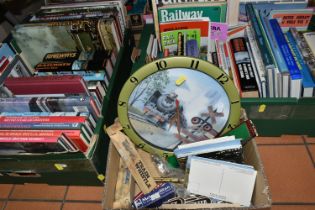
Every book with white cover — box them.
[187,156,257,206]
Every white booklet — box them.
[187,156,257,206]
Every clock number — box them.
[118,101,127,107]
[217,73,229,85]
[228,124,236,130]
[138,143,145,148]
[190,59,199,69]
[155,60,167,70]
[129,76,139,84]
[231,100,240,104]
[122,124,131,130]
[162,153,169,159]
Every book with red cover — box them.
[0,134,76,155]
[4,75,90,96]
[0,129,89,152]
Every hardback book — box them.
[0,115,94,132]
[152,0,226,43]
[303,32,315,57]
[0,55,32,85]
[268,8,313,31]
[43,51,79,62]
[0,96,100,123]
[239,0,308,24]
[269,19,302,98]
[289,28,315,81]
[0,129,89,152]
[4,75,91,97]
[229,37,259,98]
[258,11,290,98]
[0,43,15,60]
[39,1,126,36]
[0,134,76,155]
[244,34,264,98]
[245,3,277,98]
[285,31,315,97]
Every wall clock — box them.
[117,56,241,158]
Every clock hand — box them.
[175,99,181,136]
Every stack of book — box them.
[150,0,315,98]
[0,0,128,156]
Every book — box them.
[153,1,226,43]
[161,29,201,56]
[289,28,315,81]
[245,3,277,98]
[4,75,91,97]
[174,136,241,158]
[303,32,315,57]
[0,96,100,122]
[239,0,308,24]
[258,11,290,98]
[0,55,32,85]
[285,30,315,97]
[0,116,94,134]
[0,129,89,152]
[0,43,15,61]
[229,37,259,98]
[159,18,210,59]
[269,19,302,98]
[0,134,76,155]
[187,156,257,206]
[43,51,79,62]
[268,8,313,31]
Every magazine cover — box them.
[160,29,201,56]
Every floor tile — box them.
[305,136,315,144]
[258,145,315,203]
[308,145,315,165]
[256,135,303,145]
[5,201,61,210]
[0,201,5,209]
[0,184,13,199]
[66,186,103,201]
[272,205,315,210]
[11,184,66,200]
[62,202,102,210]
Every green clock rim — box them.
[117,56,241,158]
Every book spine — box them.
[0,123,83,130]
[245,3,274,68]
[43,51,79,62]
[290,28,315,80]
[259,12,288,73]
[269,19,302,80]
[35,61,74,72]
[285,31,315,89]
[0,116,86,123]
[0,136,59,143]
[229,38,259,92]
[36,71,107,82]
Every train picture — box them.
[127,68,231,151]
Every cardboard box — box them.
[103,139,272,209]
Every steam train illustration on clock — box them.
[142,90,223,142]
[143,90,187,128]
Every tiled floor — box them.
[0,135,315,210]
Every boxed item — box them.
[103,138,272,209]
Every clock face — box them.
[118,57,241,157]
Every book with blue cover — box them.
[285,30,315,97]
[269,18,302,98]
[245,3,276,98]
[258,12,290,98]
